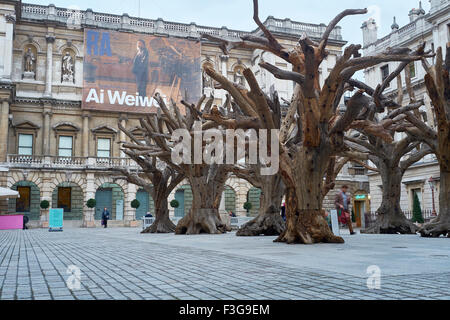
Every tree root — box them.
[274,210,344,244]
[236,210,285,237]
[141,216,176,234]
[419,220,450,238]
[361,213,418,235]
[175,209,230,235]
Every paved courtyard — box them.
[0,228,449,300]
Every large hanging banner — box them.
[82,29,202,114]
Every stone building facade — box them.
[0,0,367,228]
[361,0,449,215]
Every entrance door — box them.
[174,190,185,217]
[354,201,365,228]
[95,188,112,220]
[136,190,149,220]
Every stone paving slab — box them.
[0,228,449,300]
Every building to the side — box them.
[361,0,449,216]
[0,0,368,228]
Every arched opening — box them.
[95,183,124,221]
[173,184,192,217]
[8,181,40,221]
[224,185,236,215]
[51,182,83,220]
[247,187,262,217]
[135,188,155,220]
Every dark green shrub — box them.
[40,200,50,210]
[131,199,141,209]
[86,199,96,209]
[170,200,180,209]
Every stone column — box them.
[0,13,15,81]
[42,106,52,156]
[0,99,10,162]
[40,173,53,228]
[124,183,137,227]
[82,113,90,157]
[82,173,96,228]
[119,115,127,159]
[220,55,229,104]
[44,35,55,98]
[236,182,250,217]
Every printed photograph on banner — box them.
[82,29,202,114]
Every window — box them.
[16,187,31,213]
[18,134,33,155]
[57,187,71,213]
[409,62,416,78]
[97,138,111,158]
[381,65,390,82]
[58,136,73,157]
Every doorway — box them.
[95,188,112,220]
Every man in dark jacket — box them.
[101,208,110,229]
[335,185,355,235]
[132,40,149,98]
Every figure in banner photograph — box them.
[132,39,150,98]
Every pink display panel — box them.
[0,215,23,230]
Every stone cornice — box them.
[14,96,81,108]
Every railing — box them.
[21,3,342,41]
[142,217,155,230]
[6,155,140,170]
[52,156,86,166]
[230,217,253,229]
[364,210,437,229]
[6,155,45,165]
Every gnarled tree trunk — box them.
[362,163,417,234]
[420,169,450,237]
[418,46,450,238]
[237,174,286,236]
[142,193,175,234]
[175,176,229,235]
[275,148,344,244]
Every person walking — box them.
[334,185,355,235]
[281,201,286,221]
[101,207,110,229]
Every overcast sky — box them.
[25,0,430,46]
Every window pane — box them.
[58,136,73,157]
[97,138,110,150]
[410,63,416,78]
[58,149,72,157]
[18,147,33,156]
[97,150,110,158]
[59,136,73,149]
[19,134,33,147]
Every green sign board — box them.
[355,195,367,200]
[49,208,64,232]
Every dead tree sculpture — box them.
[203,91,287,236]
[114,125,185,233]
[344,45,434,234]
[202,0,432,244]
[405,46,450,237]
[121,94,232,235]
